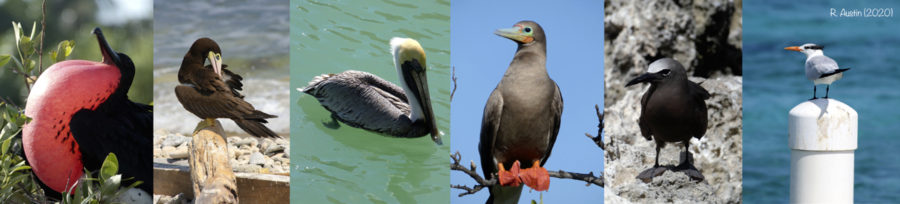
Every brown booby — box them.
[301,37,442,145]
[784,43,850,100]
[625,58,709,181]
[175,38,279,138]
[479,21,561,204]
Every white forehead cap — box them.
[647,59,670,73]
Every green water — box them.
[290,0,451,203]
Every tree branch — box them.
[38,0,45,74]
[449,151,495,197]
[450,66,458,101]
[584,104,604,150]
[450,151,603,197]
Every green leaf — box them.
[20,36,34,57]
[0,139,9,157]
[53,40,76,63]
[62,40,75,57]
[99,153,119,181]
[25,59,35,74]
[11,22,21,44]
[50,50,58,63]
[0,55,10,68]
[28,21,36,39]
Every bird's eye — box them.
[660,69,671,77]
[216,54,221,60]
[523,27,532,33]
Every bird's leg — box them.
[676,141,705,181]
[824,85,830,99]
[192,118,217,135]
[205,118,216,127]
[676,142,694,170]
[322,113,340,129]
[811,86,818,100]
[654,144,661,168]
[497,161,521,187]
[520,160,550,191]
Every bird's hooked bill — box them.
[93,27,121,66]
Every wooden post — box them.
[189,120,239,203]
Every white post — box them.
[788,98,857,204]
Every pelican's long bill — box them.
[390,37,441,145]
[92,27,121,67]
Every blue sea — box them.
[743,0,900,202]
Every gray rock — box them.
[162,134,190,147]
[232,137,257,147]
[234,163,261,173]
[154,193,191,204]
[264,143,285,155]
[248,152,267,166]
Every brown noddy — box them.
[625,58,709,181]
[479,20,562,204]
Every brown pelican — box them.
[301,37,442,145]
[626,58,709,181]
[479,21,562,204]
[175,38,280,138]
[784,43,850,100]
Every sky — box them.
[450,1,604,203]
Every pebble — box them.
[153,130,290,174]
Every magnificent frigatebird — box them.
[785,43,850,100]
[23,28,152,196]
[301,37,441,144]
[626,58,709,181]
[479,21,562,204]
[175,38,279,138]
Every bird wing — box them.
[175,84,270,120]
[540,81,563,167]
[807,55,839,76]
[182,63,234,97]
[215,64,246,98]
[70,100,153,193]
[689,81,710,139]
[479,88,504,180]
[638,85,656,141]
[303,71,414,136]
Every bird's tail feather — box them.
[234,119,279,138]
[245,110,276,120]
[299,73,336,93]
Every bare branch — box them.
[450,66,458,101]
[38,0,45,74]
[450,151,604,197]
[450,151,495,197]
[548,170,603,187]
[585,104,604,150]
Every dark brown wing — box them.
[540,81,562,166]
[479,88,504,181]
[638,85,656,141]
[215,64,245,98]
[689,81,709,139]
